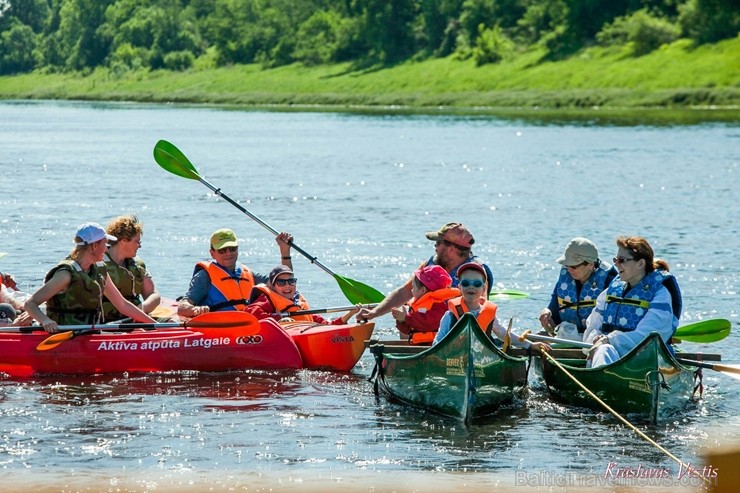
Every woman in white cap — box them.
[538,237,617,339]
[584,236,682,367]
[24,222,157,333]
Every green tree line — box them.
[0,0,737,75]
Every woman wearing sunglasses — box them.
[538,237,618,339]
[432,263,550,353]
[178,228,293,318]
[583,236,682,367]
[247,265,359,324]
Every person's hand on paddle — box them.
[529,341,552,354]
[276,232,293,259]
[340,304,363,324]
[356,305,377,323]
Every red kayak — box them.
[0,312,302,377]
[282,321,375,372]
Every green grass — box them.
[0,37,738,116]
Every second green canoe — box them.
[369,313,528,423]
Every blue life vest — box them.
[555,261,614,332]
[600,269,682,335]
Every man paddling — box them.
[356,222,494,323]
[177,228,294,317]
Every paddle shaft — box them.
[12,319,249,334]
[675,358,739,375]
[524,333,591,349]
[196,176,338,278]
[277,303,377,317]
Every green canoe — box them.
[368,313,528,423]
[536,333,700,423]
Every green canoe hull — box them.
[370,313,528,422]
[537,333,698,423]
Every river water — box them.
[0,100,738,492]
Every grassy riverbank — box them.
[1,38,738,114]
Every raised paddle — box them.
[488,289,529,301]
[35,311,260,351]
[153,139,385,305]
[673,358,740,380]
[275,303,378,317]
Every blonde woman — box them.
[24,222,156,333]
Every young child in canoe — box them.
[246,265,360,324]
[433,263,551,353]
[391,265,460,345]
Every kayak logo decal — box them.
[331,335,355,344]
[236,335,264,345]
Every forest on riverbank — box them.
[0,1,738,110]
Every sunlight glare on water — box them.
[0,100,737,491]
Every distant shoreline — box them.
[1,36,738,123]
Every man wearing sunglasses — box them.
[246,265,359,324]
[433,263,550,353]
[177,228,293,318]
[356,222,493,324]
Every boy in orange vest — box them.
[392,265,460,344]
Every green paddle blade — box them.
[674,318,731,343]
[153,140,201,180]
[488,289,530,301]
[335,274,385,304]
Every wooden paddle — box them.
[673,358,740,380]
[35,311,260,351]
[152,139,385,305]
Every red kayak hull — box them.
[0,318,302,378]
[283,322,375,372]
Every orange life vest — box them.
[250,284,313,322]
[407,287,460,345]
[195,261,254,311]
[410,287,461,312]
[447,296,498,336]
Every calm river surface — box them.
[0,100,738,492]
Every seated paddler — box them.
[24,222,157,333]
[583,236,682,368]
[391,265,459,345]
[538,237,617,340]
[246,265,360,324]
[433,263,550,354]
[177,228,293,318]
